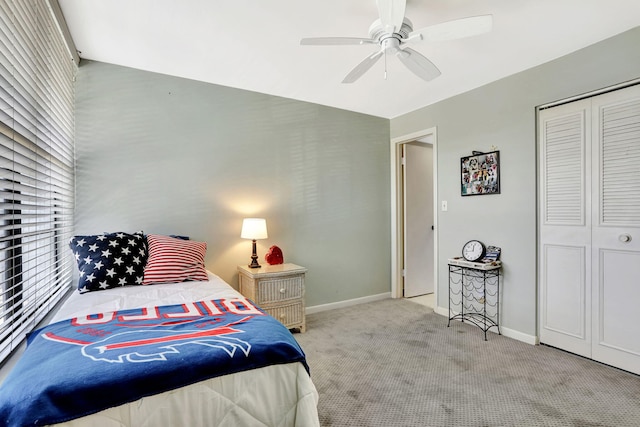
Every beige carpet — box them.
[295,298,640,427]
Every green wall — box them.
[74,60,390,307]
[391,26,640,338]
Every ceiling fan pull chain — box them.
[384,49,388,80]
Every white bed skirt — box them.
[51,362,318,427]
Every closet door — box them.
[539,99,592,357]
[590,86,640,374]
[539,84,640,375]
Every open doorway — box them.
[390,128,438,308]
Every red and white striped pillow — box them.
[143,234,208,285]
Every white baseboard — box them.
[306,292,391,315]
[500,326,538,345]
[433,306,537,345]
[433,306,449,317]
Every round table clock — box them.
[462,239,486,262]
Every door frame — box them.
[390,127,438,300]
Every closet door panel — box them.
[541,245,587,338]
[538,99,592,357]
[591,85,640,375]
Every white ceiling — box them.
[58,0,640,119]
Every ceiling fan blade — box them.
[376,0,406,33]
[410,15,493,42]
[342,50,384,84]
[301,37,376,46]
[396,47,441,81]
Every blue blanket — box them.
[0,298,308,427]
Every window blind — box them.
[0,0,75,364]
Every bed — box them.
[0,233,319,427]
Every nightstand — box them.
[237,263,307,332]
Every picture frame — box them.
[461,150,500,196]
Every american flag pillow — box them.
[69,232,148,293]
[142,234,208,285]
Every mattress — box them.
[45,272,320,427]
[50,272,242,324]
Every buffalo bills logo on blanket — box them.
[41,298,263,364]
[44,317,252,363]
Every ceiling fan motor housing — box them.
[368,17,413,48]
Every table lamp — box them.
[241,218,268,268]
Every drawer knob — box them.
[279,288,286,294]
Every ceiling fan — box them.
[300,0,492,83]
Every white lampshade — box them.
[241,218,268,240]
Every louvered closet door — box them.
[539,99,592,358]
[590,85,640,374]
[539,84,640,375]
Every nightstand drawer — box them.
[256,276,303,304]
[265,301,304,328]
